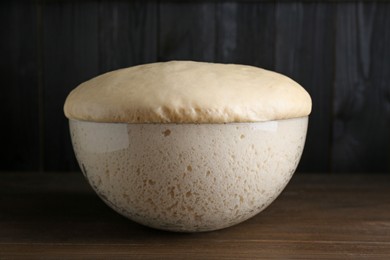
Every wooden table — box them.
[1,172,389,259]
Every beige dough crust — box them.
[64,61,311,123]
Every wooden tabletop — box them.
[0,172,389,259]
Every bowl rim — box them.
[68,116,309,126]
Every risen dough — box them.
[64,61,311,123]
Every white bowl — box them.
[69,117,308,232]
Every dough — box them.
[64,61,311,123]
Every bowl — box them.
[64,60,312,232]
[69,116,308,232]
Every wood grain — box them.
[98,1,158,72]
[332,2,390,172]
[158,2,216,62]
[42,2,99,171]
[0,172,389,258]
[216,1,275,69]
[0,3,40,171]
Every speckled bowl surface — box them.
[69,117,308,232]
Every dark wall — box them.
[1,1,390,173]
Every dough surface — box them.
[64,61,311,123]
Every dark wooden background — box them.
[1,1,390,173]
